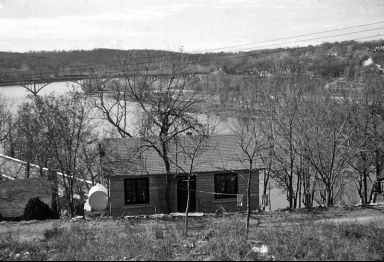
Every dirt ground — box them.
[1,205,384,242]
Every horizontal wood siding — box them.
[109,170,259,216]
[109,175,168,216]
[195,171,259,213]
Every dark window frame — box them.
[214,173,238,199]
[124,177,150,205]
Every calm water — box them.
[0,82,77,112]
[0,81,288,210]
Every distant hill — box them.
[1,40,384,81]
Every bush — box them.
[23,197,54,220]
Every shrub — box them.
[23,197,54,220]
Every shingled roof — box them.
[101,134,266,177]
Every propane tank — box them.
[86,184,108,211]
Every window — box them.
[124,178,149,205]
[214,173,238,199]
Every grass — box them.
[256,222,384,261]
[1,214,384,261]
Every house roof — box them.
[101,134,266,177]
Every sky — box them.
[0,0,384,52]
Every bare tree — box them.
[0,95,12,143]
[7,101,53,177]
[232,116,269,236]
[86,53,207,212]
[300,85,353,207]
[258,63,314,209]
[170,132,209,236]
[29,92,95,216]
[346,69,384,204]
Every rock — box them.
[203,231,213,240]
[196,240,207,248]
[182,242,195,249]
[71,216,84,222]
[243,244,271,261]
[251,245,269,254]
[215,207,225,216]
[8,251,14,258]
[22,251,31,259]
[14,253,21,260]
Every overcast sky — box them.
[0,0,383,52]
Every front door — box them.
[177,175,196,212]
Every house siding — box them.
[109,175,168,216]
[195,171,259,213]
[108,170,259,216]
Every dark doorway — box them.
[177,175,196,212]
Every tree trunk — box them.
[326,184,334,207]
[164,170,171,213]
[288,174,293,209]
[298,170,302,209]
[368,184,375,204]
[363,171,368,205]
[49,169,59,218]
[25,162,30,179]
[162,140,172,213]
[357,175,364,205]
[184,175,190,236]
[262,169,270,211]
[246,163,253,237]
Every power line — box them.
[212,26,384,53]
[187,20,384,53]
[204,33,384,63]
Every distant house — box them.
[100,135,262,216]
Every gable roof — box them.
[101,134,266,177]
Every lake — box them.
[0,81,288,210]
[0,82,76,111]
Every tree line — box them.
[1,40,384,81]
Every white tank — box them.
[87,184,108,211]
[84,199,92,212]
